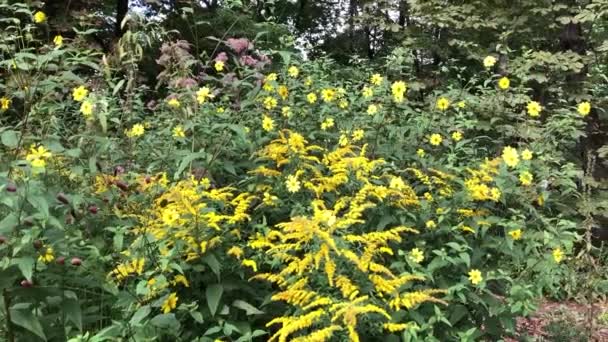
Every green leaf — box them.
[278,51,291,66]
[202,254,221,278]
[0,213,18,234]
[27,196,49,218]
[174,151,206,180]
[232,300,264,315]
[130,305,151,326]
[206,284,223,316]
[150,313,180,329]
[10,307,47,340]
[13,257,35,281]
[64,297,83,331]
[112,79,125,96]
[1,130,19,148]
[190,310,204,323]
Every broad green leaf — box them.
[130,305,151,326]
[1,130,19,148]
[174,152,206,180]
[0,212,18,234]
[206,284,223,316]
[150,313,179,329]
[13,257,35,281]
[203,254,221,278]
[232,300,264,315]
[10,307,47,340]
[64,297,83,331]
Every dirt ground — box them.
[506,300,608,341]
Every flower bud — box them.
[56,193,70,205]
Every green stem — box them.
[3,289,14,342]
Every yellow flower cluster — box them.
[247,131,445,341]
[464,158,502,202]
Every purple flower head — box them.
[215,52,229,62]
[176,77,197,88]
[240,55,258,67]
[227,38,253,54]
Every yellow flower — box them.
[53,35,63,47]
[38,247,54,263]
[352,129,365,141]
[490,187,501,201]
[483,56,497,68]
[521,149,533,160]
[457,100,466,108]
[321,88,335,102]
[161,293,178,313]
[127,124,145,138]
[173,275,190,287]
[424,192,433,201]
[498,77,510,90]
[72,86,89,102]
[288,66,299,78]
[263,96,278,110]
[278,85,289,100]
[389,176,406,190]
[501,146,519,167]
[429,134,442,146]
[1,97,11,110]
[410,248,424,263]
[417,148,425,157]
[262,115,274,132]
[80,100,94,118]
[31,158,46,168]
[519,171,533,186]
[577,101,591,116]
[167,98,180,108]
[227,246,244,259]
[425,220,436,229]
[367,104,378,115]
[33,11,46,23]
[214,60,224,72]
[265,73,278,82]
[468,269,483,285]
[321,117,335,130]
[552,248,564,263]
[391,81,407,102]
[196,86,214,104]
[286,174,301,193]
[370,73,383,85]
[451,131,463,142]
[527,101,542,117]
[338,134,348,146]
[338,99,349,109]
[304,77,313,86]
[263,192,278,206]
[217,107,225,113]
[173,126,186,138]
[362,86,373,98]
[281,106,291,117]
[26,145,52,160]
[242,259,257,272]
[436,97,450,111]
[508,229,522,240]
[306,92,317,104]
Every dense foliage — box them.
[0,1,607,341]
